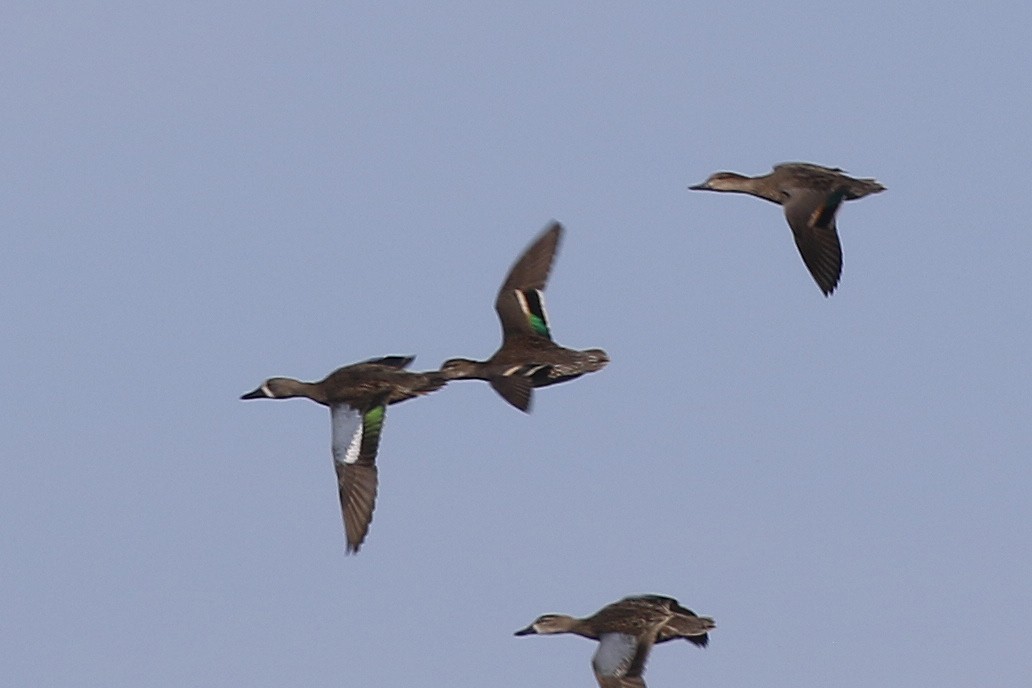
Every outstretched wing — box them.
[783,188,845,296]
[489,374,535,413]
[592,633,650,688]
[331,403,386,553]
[495,222,562,341]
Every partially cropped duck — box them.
[240,356,445,553]
[439,221,608,412]
[515,595,715,688]
[690,162,885,296]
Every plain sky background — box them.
[3,2,1031,687]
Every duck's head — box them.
[438,358,483,380]
[240,378,298,400]
[514,614,576,636]
[689,171,748,192]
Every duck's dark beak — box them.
[240,387,266,400]
[688,182,708,190]
[514,624,536,636]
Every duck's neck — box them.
[569,617,601,640]
[467,362,493,381]
[283,379,327,404]
[722,173,782,203]
[442,358,492,381]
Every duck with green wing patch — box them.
[440,222,609,412]
[241,356,445,553]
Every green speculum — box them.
[363,405,385,432]
[521,289,551,338]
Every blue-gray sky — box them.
[4,3,1031,686]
